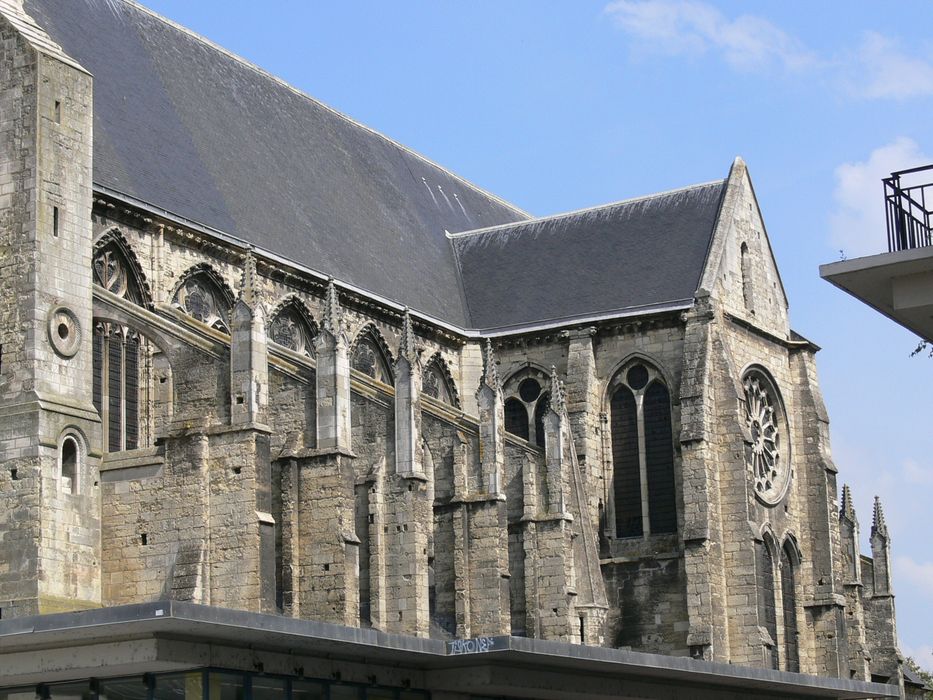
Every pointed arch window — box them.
[351,327,394,385]
[93,231,150,307]
[93,324,140,453]
[757,536,779,670]
[609,362,677,538]
[172,267,233,333]
[269,299,317,357]
[780,542,800,672]
[501,370,551,446]
[422,354,458,407]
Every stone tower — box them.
[0,1,100,616]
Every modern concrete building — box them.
[821,165,933,344]
[0,0,913,697]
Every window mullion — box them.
[101,329,110,453]
[636,392,650,537]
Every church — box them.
[0,1,913,698]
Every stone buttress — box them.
[0,3,100,616]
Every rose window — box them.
[743,370,789,504]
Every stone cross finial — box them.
[480,339,500,391]
[840,484,858,524]
[549,365,566,416]
[238,246,259,308]
[871,496,889,539]
[399,307,417,362]
[322,278,342,334]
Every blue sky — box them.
[142,0,933,670]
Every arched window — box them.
[781,542,800,672]
[502,370,550,446]
[172,266,233,333]
[269,298,317,356]
[60,435,79,495]
[644,382,676,534]
[351,326,394,385]
[93,230,151,307]
[757,536,779,670]
[422,353,459,407]
[504,398,529,440]
[93,324,140,453]
[609,362,676,538]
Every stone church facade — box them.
[0,0,905,693]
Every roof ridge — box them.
[446,179,726,240]
[115,0,531,220]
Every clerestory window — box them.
[609,362,677,538]
[502,372,550,447]
[93,324,139,453]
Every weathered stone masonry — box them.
[0,1,907,693]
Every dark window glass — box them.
[365,690,396,700]
[108,336,123,452]
[0,690,35,700]
[533,394,550,447]
[208,672,246,700]
[125,335,139,450]
[61,438,78,493]
[356,483,372,626]
[99,678,149,700]
[644,382,676,534]
[92,330,103,415]
[518,377,541,402]
[611,385,641,537]
[153,672,204,700]
[757,541,779,670]
[781,544,800,672]
[47,683,92,700]
[330,687,362,700]
[626,364,649,390]
[504,397,529,440]
[251,677,286,700]
[292,681,325,700]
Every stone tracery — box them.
[743,369,789,504]
[269,298,317,356]
[172,267,232,333]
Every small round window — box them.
[518,378,541,402]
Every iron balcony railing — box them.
[885,164,933,252]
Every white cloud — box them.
[603,0,814,72]
[604,2,933,100]
[848,32,933,100]
[896,555,933,599]
[829,138,933,258]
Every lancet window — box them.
[269,299,317,357]
[757,535,779,670]
[93,323,140,453]
[780,542,800,672]
[608,361,677,538]
[502,369,551,446]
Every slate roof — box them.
[23,0,527,326]
[21,0,727,332]
[451,182,726,331]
